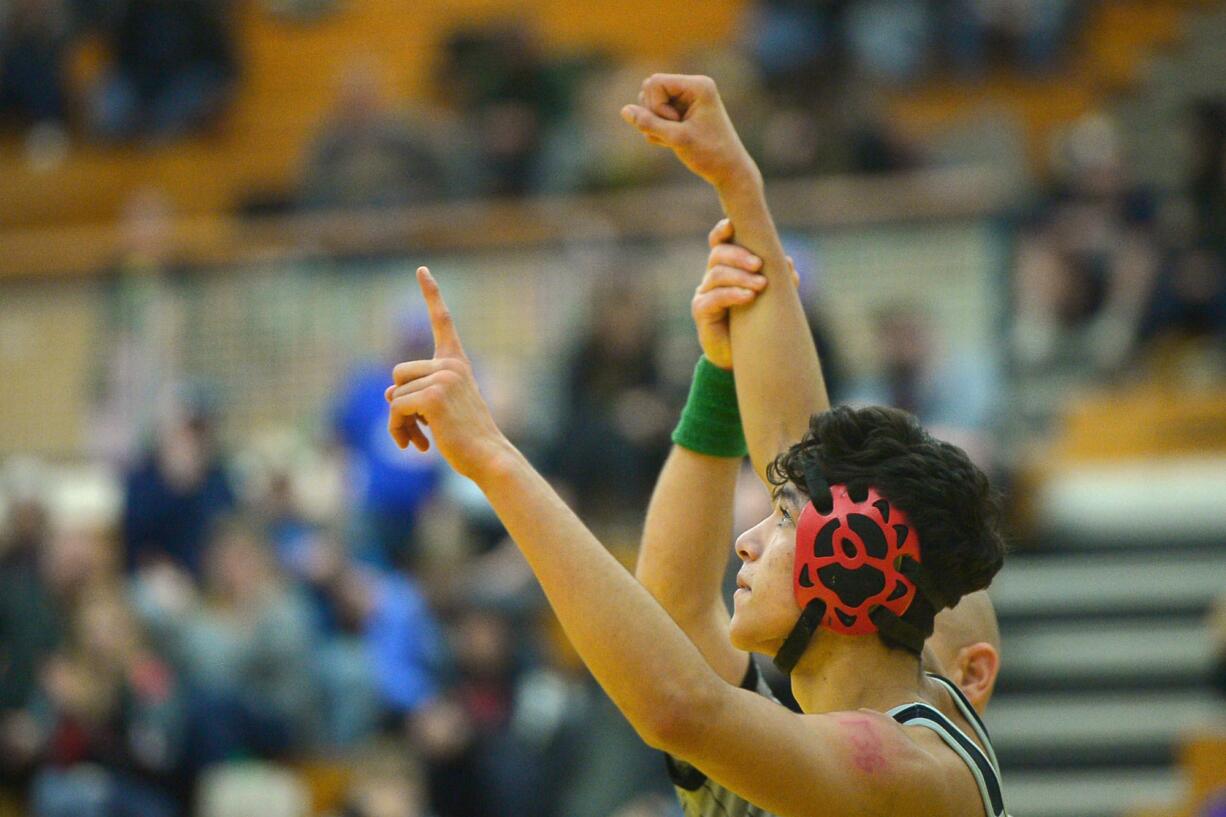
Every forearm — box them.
[636,447,737,617]
[635,446,746,682]
[478,444,721,746]
[718,171,828,478]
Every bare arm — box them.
[635,224,784,686]
[482,446,948,817]
[720,175,827,474]
[621,74,828,480]
[385,268,954,816]
[634,446,746,684]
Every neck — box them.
[788,632,926,714]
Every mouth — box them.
[736,575,752,592]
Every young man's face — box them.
[729,485,805,654]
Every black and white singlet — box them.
[665,660,1007,817]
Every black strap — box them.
[773,598,825,674]
[869,604,926,654]
[898,555,951,612]
[802,462,831,513]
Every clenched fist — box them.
[620,74,758,191]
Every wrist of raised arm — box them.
[470,437,527,491]
[715,161,764,203]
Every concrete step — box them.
[1033,458,1226,546]
[998,618,1214,691]
[988,690,1219,764]
[990,550,1224,619]
[1002,767,1184,817]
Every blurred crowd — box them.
[0,0,236,143]
[1008,101,1226,442]
[3,0,1084,200]
[3,1,1226,816]
[0,239,738,816]
[287,0,1083,209]
[3,113,1224,809]
[0,327,686,817]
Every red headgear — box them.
[793,484,920,635]
[773,470,943,673]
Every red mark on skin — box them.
[833,714,889,774]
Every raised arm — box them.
[621,74,828,479]
[386,268,951,817]
[635,221,802,685]
[633,233,747,685]
[634,445,745,684]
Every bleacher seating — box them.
[3,0,1219,236]
[889,0,1211,174]
[987,381,1226,817]
[0,0,745,230]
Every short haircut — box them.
[768,405,1006,617]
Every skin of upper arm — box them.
[667,685,964,817]
[634,447,748,686]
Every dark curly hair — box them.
[767,405,1006,629]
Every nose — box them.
[735,514,771,562]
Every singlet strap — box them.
[888,701,1005,817]
[926,673,1000,773]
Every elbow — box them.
[638,679,723,755]
[635,570,708,629]
[636,573,689,623]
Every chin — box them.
[729,611,755,652]
[729,613,784,656]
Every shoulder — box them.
[851,708,993,817]
[795,708,983,817]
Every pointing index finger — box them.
[417,266,465,359]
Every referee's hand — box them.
[693,218,799,370]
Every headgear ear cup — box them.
[773,473,938,673]
[793,484,920,636]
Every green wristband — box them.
[671,357,748,459]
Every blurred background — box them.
[1,1,1225,816]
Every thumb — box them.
[621,104,685,144]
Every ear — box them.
[952,641,1000,715]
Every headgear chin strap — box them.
[772,464,948,674]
